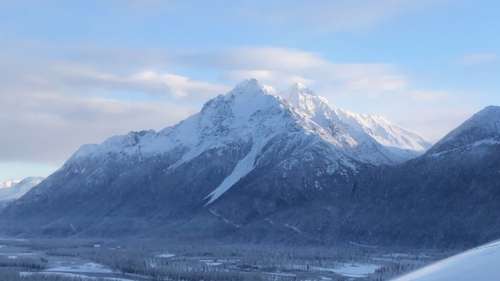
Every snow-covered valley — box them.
[0,237,446,281]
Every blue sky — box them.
[0,0,499,181]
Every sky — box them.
[0,0,499,181]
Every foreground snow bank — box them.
[393,240,500,281]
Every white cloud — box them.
[0,44,460,166]
[130,71,229,98]
[183,46,460,142]
[224,69,313,89]
[225,47,327,70]
[394,106,476,142]
[51,63,228,99]
[0,50,217,164]
[202,47,411,98]
[0,89,195,164]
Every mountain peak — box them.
[428,105,500,155]
[230,79,267,95]
[289,82,314,95]
[223,79,280,107]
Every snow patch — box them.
[205,139,267,205]
[46,262,113,274]
[312,263,381,278]
[156,253,175,258]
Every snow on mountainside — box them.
[0,177,44,203]
[284,83,430,163]
[393,240,500,281]
[64,79,429,205]
[428,105,500,156]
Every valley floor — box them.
[0,237,456,281]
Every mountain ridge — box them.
[2,80,498,248]
[427,105,500,156]
[70,79,430,168]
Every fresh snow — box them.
[312,263,381,278]
[65,79,430,205]
[392,240,500,281]
[204,137,268,205]
[156,253,176,258]
[284,82,430,164]
[70,79,428,165]
[200,259,224,266]
[46,262,113,274]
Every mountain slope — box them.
[209,105,500,246]
[427,105,500,156]
[0,79,429,238]
[284,83,430,164]
[347,105,500,247]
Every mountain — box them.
[0,79,429,238]
[1,80,499,249]
[348,106,500,247]
[427,105,500,156]
[0,177,44,209]
[393,239,500,281]
[210,105,500,247]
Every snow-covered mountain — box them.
[0,177,44,208]
[284,83,430,164]
[1,79,431,237]
[65,79,428,204]
[350,105,500,247]
[71,80,428,167]
[393,239,500,281]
